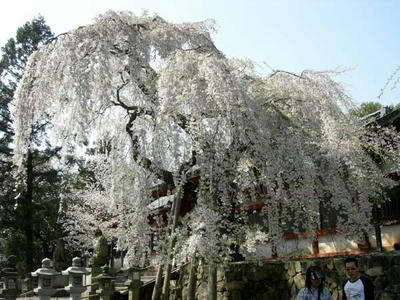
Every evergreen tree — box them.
[349,101,382,118]
[0,16,66,272]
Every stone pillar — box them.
[123,267,143,300]
[94,266,114,300]
[31,258,59,300]
[21,274,33,296]
[87,266,101,300]
[88,230,109,300]
[125,279,140,299]
[62,257,90,300]
[0,256,20,300]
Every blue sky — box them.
[1,0,400,106]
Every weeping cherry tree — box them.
[12,11,400,296]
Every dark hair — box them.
[394,242,400,251]
[305,266,325,299]
[345,257,358,267]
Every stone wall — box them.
[178,251,400,300]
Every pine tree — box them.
[0,16,66,272]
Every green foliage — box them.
[349,101,382,118]
[0,16,52,160]
[0,17,69,272]
[1,16,52,78]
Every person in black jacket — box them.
[342,257,374,300]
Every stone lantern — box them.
[123,267,143,300]
[94,265,114,300]
[31,258,59,300]
[0,256,20,300]
[62,257,90,300]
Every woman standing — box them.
[296,266,332,300]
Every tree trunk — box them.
[373,203,383,252]
[312,232,319,255]
[361,232,371,251]
[161,263,172,300]
[151,264,164,300]
[267,199,280,258]
[312,214,320,256]
[207,262,217,300]
[110,240,115,268]
[354,192,372,251]
[187,257,197,300]
[25,148,34,272]
[161,189,183,300]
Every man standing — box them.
[342,257,374,300]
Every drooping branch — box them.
[124,111,173,185]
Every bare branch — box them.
[268,69,308,80]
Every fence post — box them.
[62,257,90,300]
[31,258,58,300]
[0,255,20,300]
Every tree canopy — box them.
[13,11,400,266]
[349,101,382,118]
[0,16,70,272]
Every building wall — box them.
[244,224,400,259]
